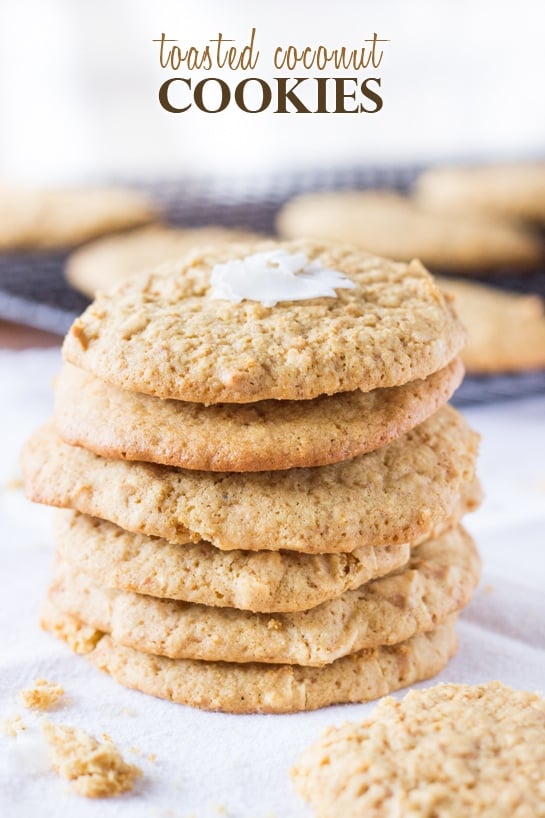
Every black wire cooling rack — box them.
[1,166,544,406]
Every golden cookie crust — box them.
[65,225,265,297]
[62,240,466,403]
[54,358,463,471]
[416,163,545,224]
[48,526,479,667]
[0,185,156,250]
[41,602,458,714]
[292,681,545,817]
[438,278,545,373]
[21,407,479,554]
[277,191,543,271]
[54,485,479,613]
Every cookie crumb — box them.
[147,752,156,763]
[41,719,142,798]
[19,679,64,711]
[4,476,23,490]
[2,714,26,736]
[484,584,495,595]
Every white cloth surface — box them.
[0,347,544,817]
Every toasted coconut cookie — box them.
[416,163,545,224]
[48,526,479,666]
[62,240,466,403]
[53,486,479,613]
[292,681,545,817]
[22,407,479,554]
[438,277,545,373]
[54,358,463,471]
[41,602,459,714]
[277,191,543,271]
[65,225,265,297]
[0,185,157,250]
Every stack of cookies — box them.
[22,240,481,714]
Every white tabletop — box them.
[1,347,544,817]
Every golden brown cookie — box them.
[21,407,479,554]
[292,681,545,817]
[437,278,545,373]
[54,358,463,471]
[277,191,543,271]
[53,510,410,613]
[0,185,157,250]
[62,240,466,403]
[54,485,479,613]
[48,526,479,666]
[41,602,459,714]
[65,225,265,297]
[416,163,545,225]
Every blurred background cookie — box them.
[438,277,545,373]
[65,225,267,297]
[0,185,158,251]
[416,163,545,225]
[277,190,544,273]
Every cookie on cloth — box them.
[21,406,479,554]
[416,163,545,225]
[276,191,543,271]
[437,277,545,373]
[41,603,459,714]
[54,483,480,613]
[54,358,464,471]
[65,225,265,297]
[48,526,479,666]
[62,240,466,403]
[0,185,157,250]
[292,681,545,817]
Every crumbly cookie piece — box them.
[41,603,458,714]
[65,225,266,297]
[2,715,26,736]
[41,719,141,798]
[22,406,479,554]
[277,191,543,271]
[438,278,545,373]
[19,679,64,711]
[54,358,463,472]
[292,681,545,817]
[48,526,479,667]
[62,240,466,403]
[0,185,156,250]
[416,163,545,225]
[53,483,479,612]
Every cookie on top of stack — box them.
[22,239,481,714]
